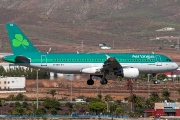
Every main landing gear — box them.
[100,70,109,85]
[100,77,108,85]
[87,76,108,85]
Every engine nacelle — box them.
[114,68,139,79]
[81,67,101,74]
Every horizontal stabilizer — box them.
[15,56,30,63]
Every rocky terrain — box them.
[0,0,180,55]
[0,78,180,101]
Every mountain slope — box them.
[0,0,180,53]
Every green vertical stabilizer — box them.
[6,23,39,55]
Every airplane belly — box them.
[127,63,165,73]
[58,63,103,74]
[142,63,170,73]
[29,62,177,75]
[131,63,170,73]
[126,63,149,73]
[138,63,149,73]
[29,63,103,74]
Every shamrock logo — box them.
[12,34,29,49]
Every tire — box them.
[100,78,108,85]
[87,79,94,85]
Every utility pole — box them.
[0,39,2,50]
[113,40,114,49]
[36,69,39,109]
[148,74,150,98]
[172,71,175,100]
[81,40,84,52]
[70,79,72,102]
[178,37,180,52]
[127,79,134,112]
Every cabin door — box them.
[155,55,162,66]
[41,55,47,66]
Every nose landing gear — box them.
[87,75,94,85]
[87,78,94,85]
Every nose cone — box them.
[173,62,179,70]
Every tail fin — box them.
[6,23,39,55]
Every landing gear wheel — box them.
[87,79,94,85]
[154,80,158,84]
[100,78,108,85]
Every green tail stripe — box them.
[6,23,38,55]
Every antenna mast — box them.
[178,37,180,52]
[81,40,84,52]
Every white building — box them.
[0,77,26,90]
[156,27,175,31]
[75,99,86,103]
[0,63,26,71]
[99,43,106,47]
[100,46,111,49]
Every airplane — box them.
[3,23,179,85]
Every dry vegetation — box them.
[35,78,180,101]
[0,1,180,100]
[1,77,179,101]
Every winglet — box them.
[105,54,111,59]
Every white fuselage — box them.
[29,62,178,74]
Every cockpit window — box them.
[166,59,172,62]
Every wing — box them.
[82,55,129,77]
[101,55,123,72]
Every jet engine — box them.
[81,67,101,74]
[114,67,139,79]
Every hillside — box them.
[0,0,180,54]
